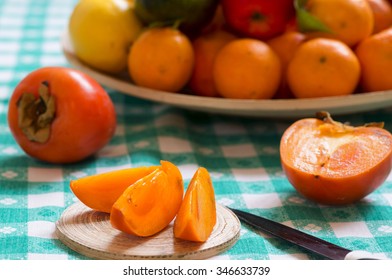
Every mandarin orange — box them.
[301,0,374,47]
[356,27,392,92]
[366,0,392,33]
[287,38,360,98]
[128,27,194,92]
[213,39,281,99]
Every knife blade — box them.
[228,207,384,260]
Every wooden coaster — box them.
[56,202,240,260]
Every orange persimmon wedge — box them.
[280,112,392,205]
[110,160,184,237]
[70,165,158,213]
[174,167,217,242]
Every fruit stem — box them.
[17,81,56,143]
[316,111,384,130]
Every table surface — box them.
[1,0,392,260]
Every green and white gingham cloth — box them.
[1,0,392,260]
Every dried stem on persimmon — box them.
[316,111,384,130]
[17,81,56,143]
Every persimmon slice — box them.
[110,160,184,237]
[280,112,392,205]
[174,167,217,242]
[70,165,158,213]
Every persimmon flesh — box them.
[280,113,392,205]
[174,167,217,242]
[110,160,184,237]
[70,165,159,213]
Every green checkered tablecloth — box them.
[1,0,392,261]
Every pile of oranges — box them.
[128,0,392,100]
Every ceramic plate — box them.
[62,31,392,118]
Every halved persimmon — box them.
[280,112,392,205]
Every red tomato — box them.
[280,112,392,205]
[221,0,295,40]
[8,67,117,164]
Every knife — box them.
[228,207,386,260]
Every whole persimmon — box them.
[8,67,117,164]
[221,0,295,40]
[266,31,306,99]
[189,29,237,97]
[280,112,392,205]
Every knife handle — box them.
[344,250,388,260]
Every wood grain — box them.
[56,202,240,260]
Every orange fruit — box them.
[355,27,392,92]
[366,0,392,33]
[280,112,392,205]
[128,27,194,92]
[287,38,360,98]
[302,0,374,47]
[189,29,237,97]
[267,31,307,99]
[213,39,281,99]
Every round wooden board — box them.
[56,202,241,260]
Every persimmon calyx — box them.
[316,111,384,135]
[17,81,56,143]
